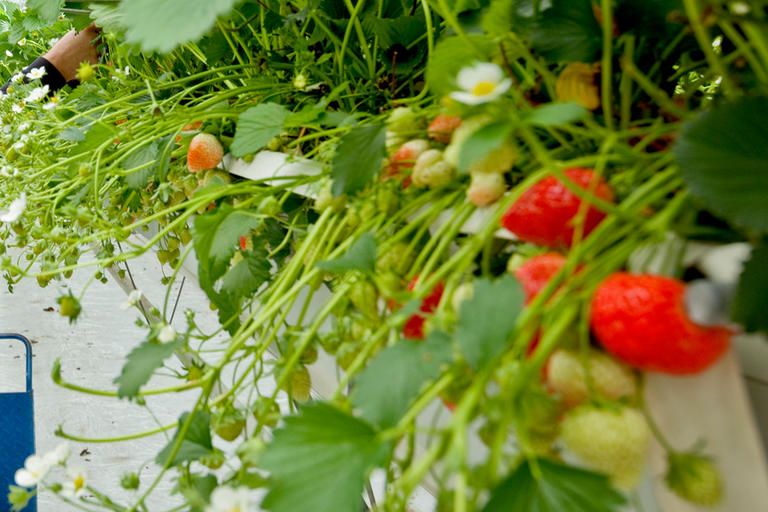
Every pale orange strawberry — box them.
[428,114,462,144]
[183,121,203,132]
[187,133,224,173]
[385,139,429,181]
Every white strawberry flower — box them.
[13,141,25,151]
[121,289,143,310]
[206,486,251,512]
[158,325,177,342]
[26,85,50,103]
[43,102,56,111]
[12,102,24,113]
[18,38,26,46]
[49,38,59,47]
[18,123,29,132]
[6,50,12,57]
[61,465,88,499]
[0,193,26,223]
[26,67,46,80]
[450,62,513,105]
[44,442,71,466]
[14,454,51,488]
[12,73,24,83]
[1,167,13,177]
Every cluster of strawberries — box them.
[384,108,513,207]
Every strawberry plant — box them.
[4,0,768,511]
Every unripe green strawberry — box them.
[336,342,361,370]
[267,136,283,152]
[546,348,637,408]
[231,250,244,266]
[157,249,170,264]
[376,186,400,216]
[467,170,506,207]
[350,280,379,321]
[58,295,81,323]
[237,437,266,467]
[443,116,491,168]
[259,195,280,216]
[314,179,347,213]
[212,406,246,442]
[412,149,455,189]
[561,404,650,490]
[201,448,225,470]
[387,107,426,134]
[180,228,193,246]
[376,242,414,275]
[666,452,723,507]
[253,397,281,428]
[385,131,408,157]
[166,237,181,252]
[167,191,186,207]
[285,365,311,404]
[199,169,232,188]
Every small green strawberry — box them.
[350,280,379,321]
[237,437,266,467]
[666,452,723,507]
[212,405,246,442]
[561,404,650,490]
[546,348,637,408]
[314,179,347,213]
[58,294,81,323]
[284,365,311,404]
[412,149,455,189]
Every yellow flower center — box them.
[472,82,496,96]
[74,476,84,491]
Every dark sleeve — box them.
[0,57,75,94]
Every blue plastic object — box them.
[0,334,36,512]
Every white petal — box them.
[471,62,504,84]
[0,193,27,223]
[45,442,71,465]
[15,469,37,488]
[158,325,177,343]
[456,65,481,92]
[449,90,493,106]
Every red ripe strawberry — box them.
[500,168,615,249]
[187,133,224,173]
[401,276,444,340]
[428,114,462,144]
[513,253,566,304]
[385,139,429,180]
[590,273,732,375]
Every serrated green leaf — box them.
[732,243,768,334]
[70,122,116,156]
[221,243,272,297]
[673,97,768,232]
[27,0,62,25]
[330,124,386,197]
[316,232,377,273]
[457,121,514,174]
[59,127,86,143]
[201,30,230,65]
[260,403,389,512]
[231,103,290,157]
[426,35,496,98]
[89,3,124,33]
[524,102,588,127]
[353,331,453,429]
[529,0,602,63]
[113,339,180,399]
[119,0,240,54]
[71,13,93,32]
[156,411,214,466]
[457,275,524,370]
[123,136,173,189]
[483,458,625,512]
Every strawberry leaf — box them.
[482,458,626,512]
[221,243,272,297]
[26,0,62,26]
[673,97,768,233]
[352,331,453,429]
[231,103,290,157]
[524,102,589,127]
[114,339,181,399]
[156,411,214,466]
[457,121,514,174]
[456,275,524,370]
[331,124,387,197]
[260,403,390,512]
[732,243,768,334]
[120,0,240,54]
[316,232,377,274]
[529,0,602,63]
